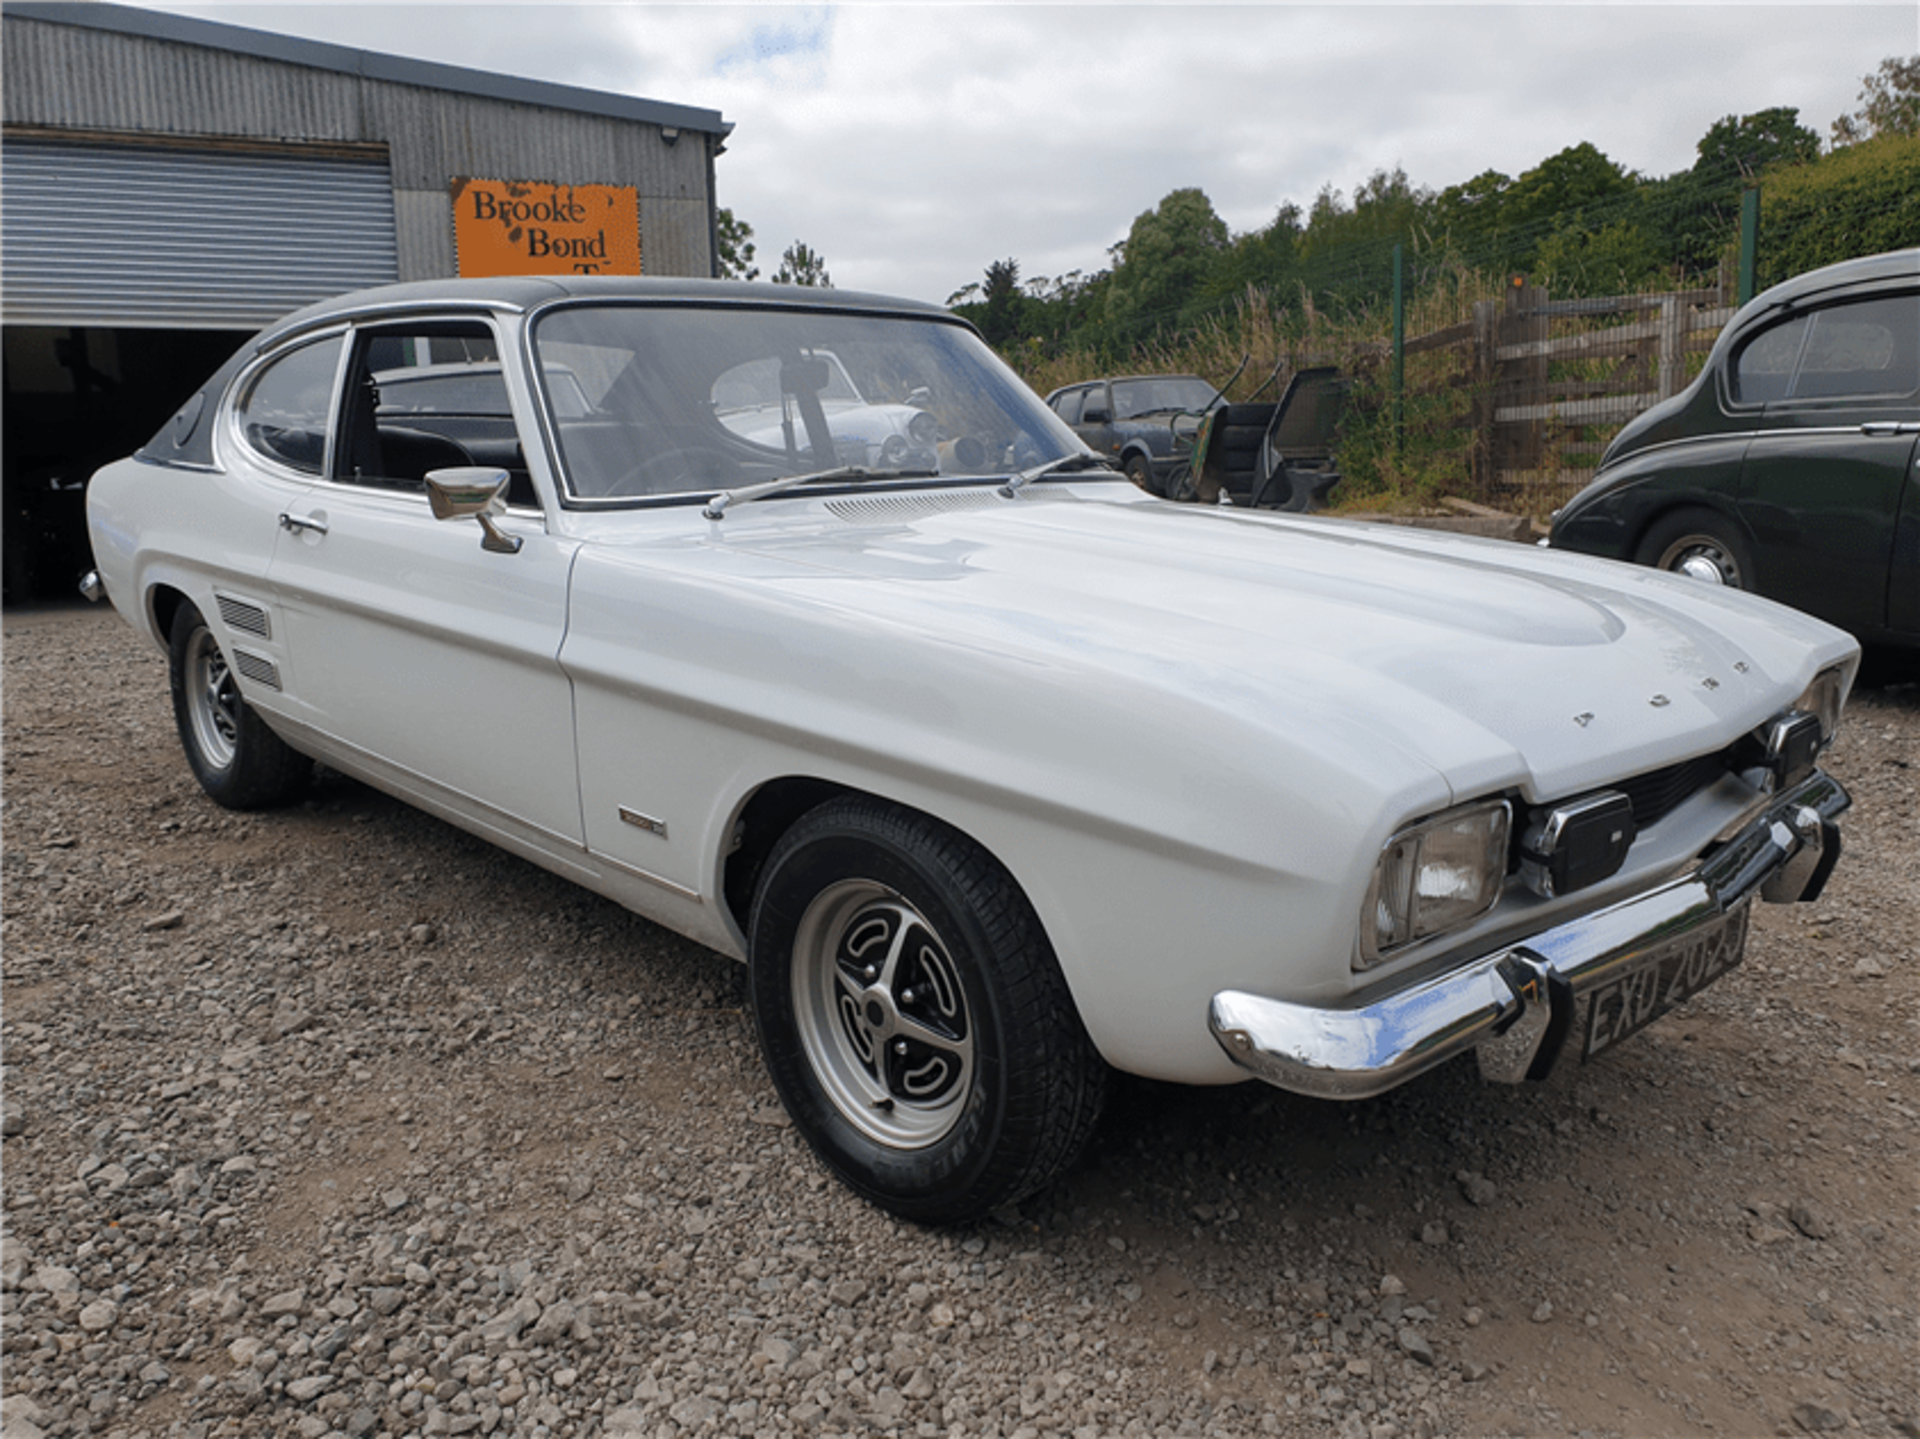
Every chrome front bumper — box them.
[1209,770,1848,1100]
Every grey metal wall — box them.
[2,10,720,285]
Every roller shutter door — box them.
[1,136,399,330]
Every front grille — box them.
[1613,751,1731,829]
[1510,745,1738,892]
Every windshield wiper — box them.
[703,465,938,521]
[999,452,1119,498]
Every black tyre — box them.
[1634,507,1754,589]
[748,796,1108,1222]
[168,601,310,809]
[1123,453,1155,492]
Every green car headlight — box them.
[1360,799,1511,969]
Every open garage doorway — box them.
[3,326,247,605]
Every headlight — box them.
[1359,800,1511,970]
[907,411,939,445]
[1794,662,1853,745]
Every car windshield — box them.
[531,303,1081,501]
[1110,377,1219,420]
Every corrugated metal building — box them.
[2,1,732,600]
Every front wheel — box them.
[168,601,310,809]
[1634,507,1753,589]
[1123,453,1154,492]
[748,797,1107,1222]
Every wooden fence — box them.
[1403,272,1737,511]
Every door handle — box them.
[279,512,328,536]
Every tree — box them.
[1100,188,1230,338]
[1019,268,1109,347]
[1692,108,1821,182]
[1533,215,1667,294]
[976,258,1027,348]
[1203,201,1304,308]
[949,262,1108,355]
[1293,168,1432,308]
[715,207,758,280]
[1497,143,1636,234]
[1832,55,1920,145]
[1298,168,1430,267]
[1424,144,1642,282]
[1430,168,1515,241]
[772,241,832,288]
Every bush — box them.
[1758,134,1920,285]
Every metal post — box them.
[1391,243,1406,459]
[1738,188,1760,305]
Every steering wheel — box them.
[607,447,743,498]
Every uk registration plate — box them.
[1583,903,1751,1060]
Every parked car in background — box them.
[86,275,1857,1223]
[1044,373,1222,495]
[710,348,961,475]
[1550,248,1919,657]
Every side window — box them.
[1052,388,1084,425]
[235,336,343,475]
[1734,294,1920,406]
[332,322,537,506]
[1790,294,1919,401]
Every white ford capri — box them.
[84,276,1856,1222]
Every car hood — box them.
[570,487,1853,807]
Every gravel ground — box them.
[3,603,1916,1439]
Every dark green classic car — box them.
[1550,249,1918,656]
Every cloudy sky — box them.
[133,2,1915,305]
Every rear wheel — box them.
[748,797,1107,1222]
[1635,508,1753,588]
[168,601,310,809]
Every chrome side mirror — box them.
[426,468,522,554]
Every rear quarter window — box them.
[235,336,344,475]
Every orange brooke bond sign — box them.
[452,178,642,277]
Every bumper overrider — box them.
[1210,768,1849,1100]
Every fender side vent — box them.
[232,649,281,691]
[215,594,271,639]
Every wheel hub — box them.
[1677,552,1728,584]
[793,881,975,1147]
[186,628,241,769]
